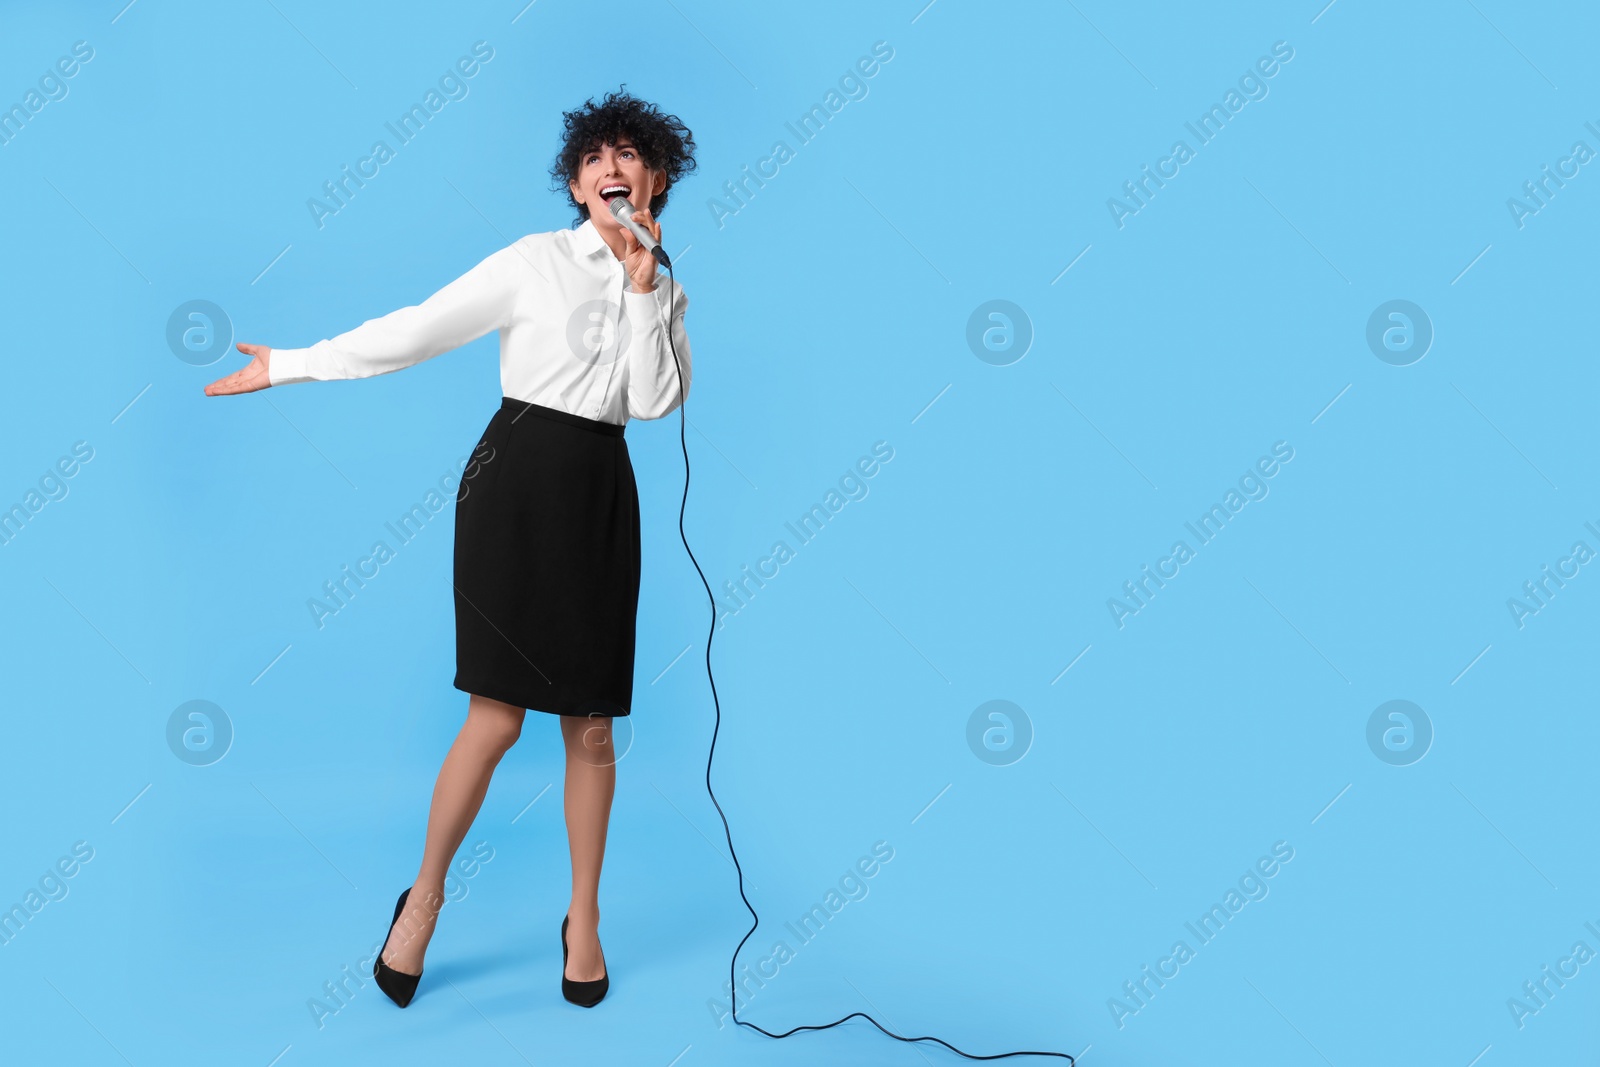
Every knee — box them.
[468,699,523,754]
[569,717,614,761]
[484,718,522,755]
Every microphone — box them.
[608,197,671,268]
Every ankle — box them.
[410,883,448,911]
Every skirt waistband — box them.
[501,396,625,437]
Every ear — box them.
[650,169,667,198]
[568,176,584,205]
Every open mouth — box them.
[600,184,631,204]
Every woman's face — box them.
[569,138,665,231]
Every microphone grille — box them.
[607,196,634,219]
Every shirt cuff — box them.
[623,284,675,333]
[267,347,318,386]
[623,282,669,305]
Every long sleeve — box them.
[268,242,529,387]
[621,276,691,420]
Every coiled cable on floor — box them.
[654,260,1074,1062]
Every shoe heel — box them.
[560,915,609,1007]
[374,887,423,1008]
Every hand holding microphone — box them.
[609,197,670,292]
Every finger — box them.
[210,373,254,396]
[213,365,255,392]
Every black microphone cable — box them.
[652,256,1074,1063]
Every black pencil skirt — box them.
[452,396,641,717]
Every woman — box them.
[204,88,697,1010]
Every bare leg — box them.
[560,713,616,982]
[382,692,525,975]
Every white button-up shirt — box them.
[266,218,690,424]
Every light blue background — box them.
[1,1,1595,1064]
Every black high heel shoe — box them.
[373,888,423,1008]
[560,915,609,1007]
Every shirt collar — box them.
[574,217,612,259]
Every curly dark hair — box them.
[549,87,697,225]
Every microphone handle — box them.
[627,218,671,268]
[615,206,672,268]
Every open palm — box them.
[204,343,272,396]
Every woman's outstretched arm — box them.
[203,240,532,396]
